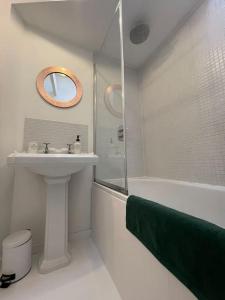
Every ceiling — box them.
[13,0,118,52]
[113,0,204,69]
[14,0,204,69]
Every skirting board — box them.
[32,230,92,255]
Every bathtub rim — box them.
[125,176,225,192]
[93,182,127,202]
[94,176,225,202]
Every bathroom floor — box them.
[1,238,121,300]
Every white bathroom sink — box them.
[8,152,99,177]
[8,152,98,274]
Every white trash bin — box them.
[0,230,32,288]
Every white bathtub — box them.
[92,177,225,300]
[128,177,225,229]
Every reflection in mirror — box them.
[44,73,77,102]
[104,84,122,118]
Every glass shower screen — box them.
[94,3,127,194]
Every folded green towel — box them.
[126,195,225,300]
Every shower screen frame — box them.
[93,0,128,195]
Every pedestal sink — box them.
[8,152,98,273]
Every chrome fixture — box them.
[118,125,124,142]
[67,144,73,154]
[43,143,50,154]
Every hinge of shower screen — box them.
[118,125,124,142]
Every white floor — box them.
[1,238,121,300]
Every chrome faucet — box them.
[67,144,73,154]
[43,143,50,154]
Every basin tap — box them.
[67,144,73,154]
[43,143,50,154]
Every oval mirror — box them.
[104,84,122,118]
[36,66,82,108]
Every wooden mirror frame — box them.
[36,66,83,108]
[104,84,122,118]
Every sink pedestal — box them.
[39,175,71,274]
[8,152,98,273]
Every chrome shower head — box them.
[130,23,150,45]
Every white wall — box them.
[0,1,94,255]
[139,0,225,186]
[0,0,24,256]
[16,22,93,152]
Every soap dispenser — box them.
[74,135,81,154]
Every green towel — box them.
[126,195,225,300]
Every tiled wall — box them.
[140,0,225,186]
[24,118,88,152]
[125,68,145,178]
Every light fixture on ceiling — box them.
[130,22,150,45]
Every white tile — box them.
[140,0,225,186]
[1,239,121,300]
[24,118,88,152]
